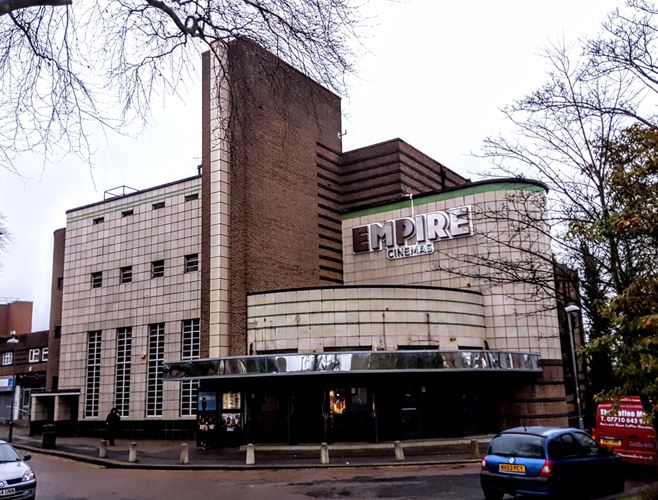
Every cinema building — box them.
[33,40,575,443]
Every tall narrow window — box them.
[147,323,165,416]
[91,271,103,288]
[85,331,102,417]
[180,319,200,416]
[151,260,164,278]
[115,327,132,417]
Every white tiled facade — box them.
[207,44,232,358]
[247,287,485,352]
[58,178,202,421]
[342,181,561,360]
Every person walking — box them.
[105,407,121,446]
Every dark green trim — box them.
[342,179,546,220]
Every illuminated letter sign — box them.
[352,206,473,260]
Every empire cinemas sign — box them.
[352,206,473,260]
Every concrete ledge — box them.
[239,437,492,452]
[13,443,481,471]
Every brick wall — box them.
[0,301,33,336]
[46,228,65,390]
[203,39,343,356]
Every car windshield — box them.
[489,433,546,459]
[0,444,20,462]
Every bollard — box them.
[470,439,480,459]
[180,443,189,465]
[245,443,255,465]
[394,440,405,461]
[99,439,108,459]
[128,442,138,463]
[320,442,330,465]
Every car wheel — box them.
[482,488,504,500]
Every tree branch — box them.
[0,0,70,17]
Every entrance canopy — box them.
[163,350,541,381]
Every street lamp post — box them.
[6,331,19,443]
[565,304,584,430]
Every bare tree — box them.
[586,0,658,126]
[0,0,362,172]
[466,41,638,310]
[0,214,8,270]
[429,40,647,409]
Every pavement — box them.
[5,424,487,470]
[5,425,657,499]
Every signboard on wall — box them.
[198,392,217,412]
[352,205,473,260]
[0,377,14,392]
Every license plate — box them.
[600,438,622,446]
[499,463,526,473]
[0,488,16,496]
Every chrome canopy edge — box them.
[163,350,541,380]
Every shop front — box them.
[164,350,541,447]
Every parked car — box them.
[0,441,36,499]
[480,426,624,499]
[592,396,657,466]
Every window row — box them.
[91,193,199,225]
[1,348,49,366]
[90,254,199,288]
[84,319,201,418]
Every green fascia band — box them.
[342,181,544,220]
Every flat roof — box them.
[66,174,201,214]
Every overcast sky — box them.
[0,0,621,331]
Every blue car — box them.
[480,426,624,499]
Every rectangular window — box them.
[120,266,133,284]
[147,323,165,417]
[93,216,104,225]
[85,331,102,417]
[152,201,165,210]
[151,260,164,278]
[56,277,63,290]
[184,254,199,273]
[42,348,49,361]
[181,319,200,360]
[180,380,199,417]
[121,209,134,217]
[2,352,12,366]
[91,271,102,288]
[184,193,198,202]
[54,326,61,338]
[180,319,201,416]
[28,348,40,363]
[115,327,132,417]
